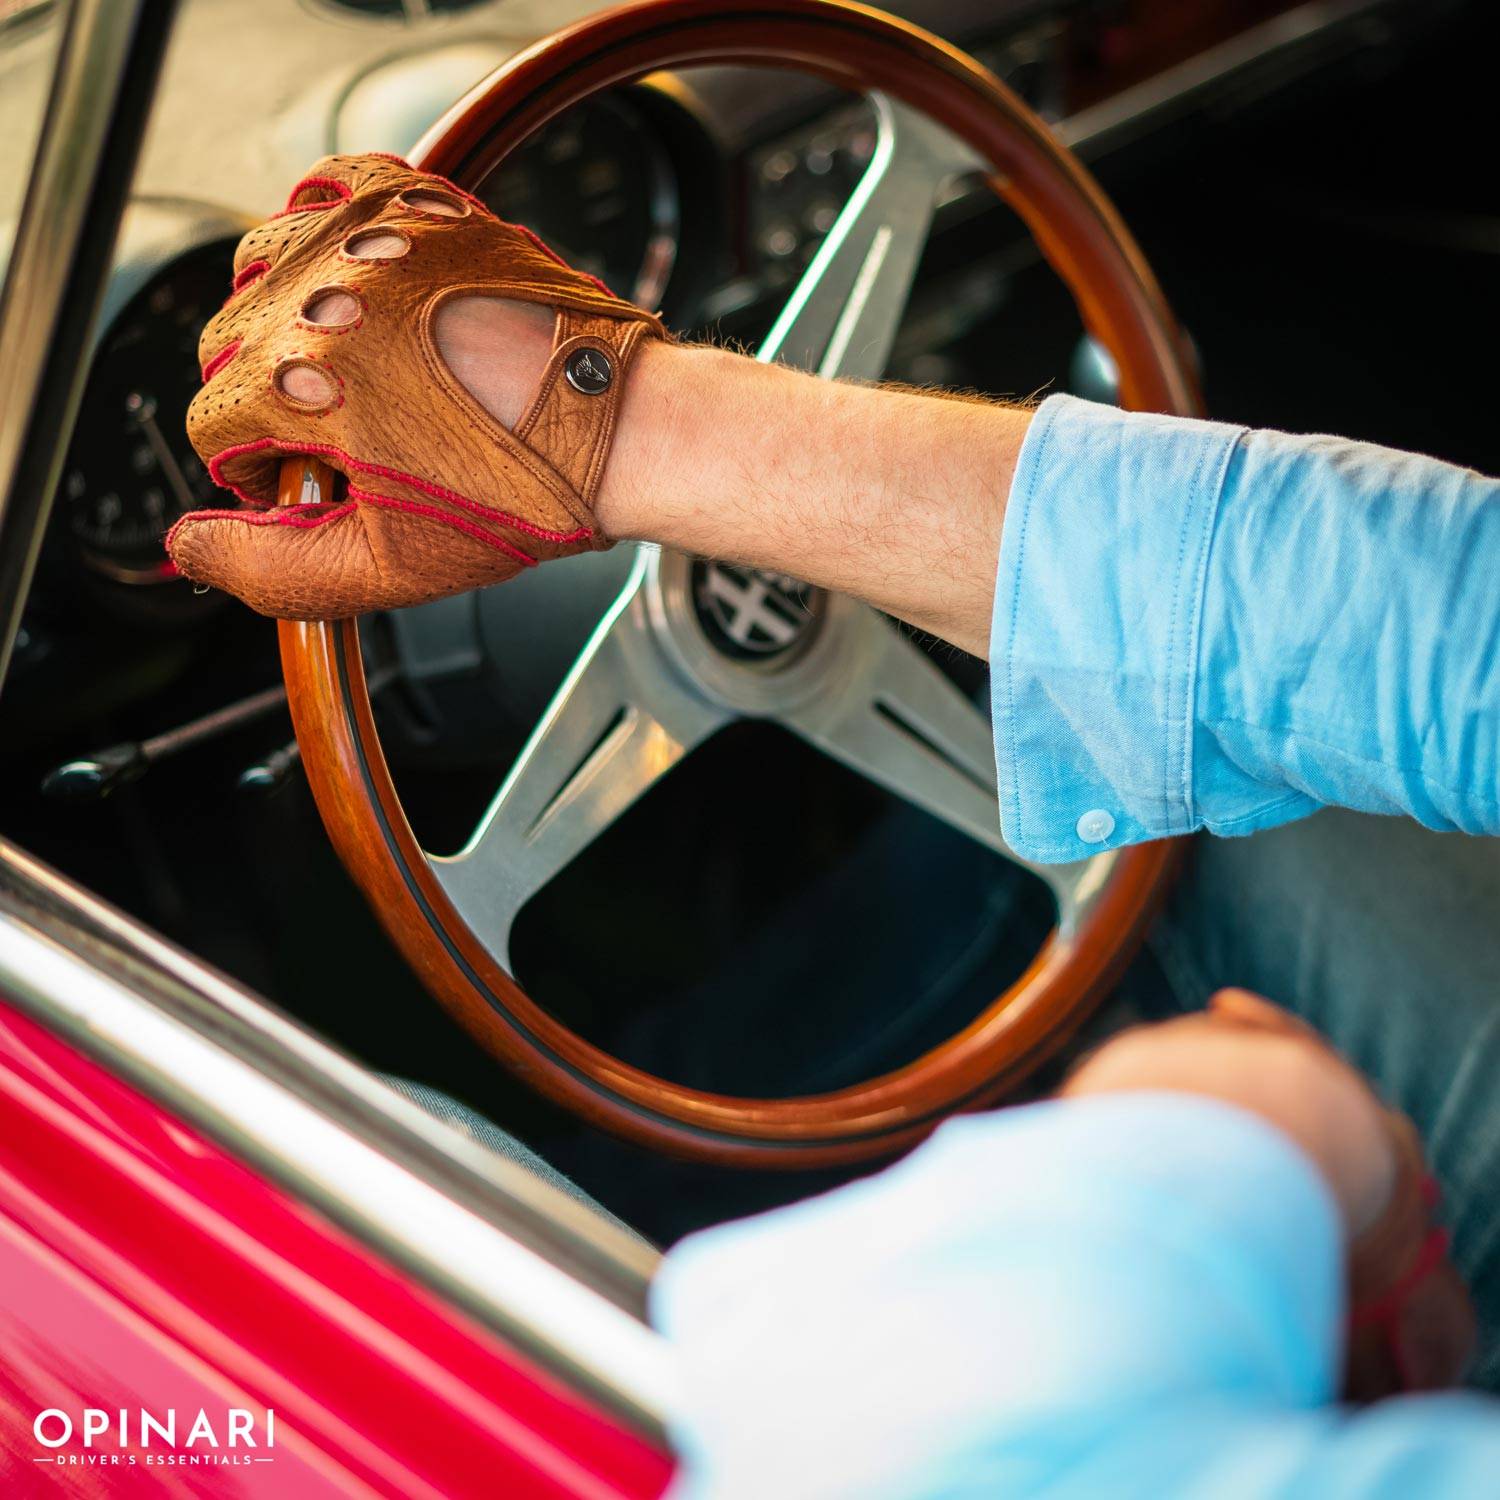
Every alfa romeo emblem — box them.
[691,561,825,661]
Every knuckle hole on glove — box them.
[344,229,409,260]
[398,189,468,219]
[300,288,362,328]
[230,259,271,295]
[276,359,339,410]
[284,176,352,213]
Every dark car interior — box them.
[1,0,1493,1246]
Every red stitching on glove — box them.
[1351,1227,1452,1330]
[347,485,536,567]
[353,458,589,538]
[164,501,356,551]
[201,339,242,383]
[206,436,593,544]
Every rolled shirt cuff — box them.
[990,393,1249,864]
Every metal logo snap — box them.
[564,346,612,395]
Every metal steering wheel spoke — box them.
[432,553,731,968]
[758,93,986,380]
[776,610,1101,930]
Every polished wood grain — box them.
[280,0,1198,1166]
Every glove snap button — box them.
[565,346,612,395]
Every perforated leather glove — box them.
[168,153,666,618]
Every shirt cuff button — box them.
[1076,809,1116,844]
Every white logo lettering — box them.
[31,1406,278,1459]
[185,1410,220,1448]
[141,1409,175,1447]
[34,1410,71,1448]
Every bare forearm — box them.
[436,299,1030,654]
[593,342,1032,657]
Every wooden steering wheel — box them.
[279,0,1197,1167]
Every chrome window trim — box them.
[0,838,676,1440]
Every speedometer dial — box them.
[483,93,679,311]
[61,242,233,583]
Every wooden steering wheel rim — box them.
[280,0,1198,1168]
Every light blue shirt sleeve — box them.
[991,394,1500,863]
[651,1095,1500,1499]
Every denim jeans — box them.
[1137,810,1500,1391]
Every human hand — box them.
[1062,989,1474,1400]
[166,152,667,618]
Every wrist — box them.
[593,336,706,540]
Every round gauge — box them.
[483,93,679,311]
[60,241,233,583]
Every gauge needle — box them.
[126,391,194,515]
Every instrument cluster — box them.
[482,91,681,313]
[58,241,233,586]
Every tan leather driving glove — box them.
[168,152,666,618]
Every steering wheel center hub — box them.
[642,546,861,716]
[689,560,827,663]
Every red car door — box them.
[0,853,674,1499]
